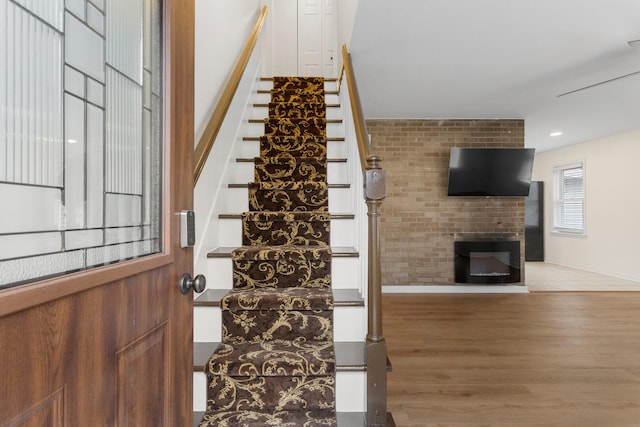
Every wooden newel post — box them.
[365,155,388,426]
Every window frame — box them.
[552,161,586,236]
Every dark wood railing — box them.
[341,44,388,426]
[193,6,268,184]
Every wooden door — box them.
[0,1,195,426]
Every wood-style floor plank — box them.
[383,293,640,427]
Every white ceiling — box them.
[348,0,640,152]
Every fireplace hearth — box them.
[454,240,521,284]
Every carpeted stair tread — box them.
[231,245,332,260]
[248,182,329,212]
[254,155,327,183]
[269,102,327,119]
[270,91,325,104]
[222,288,334,344]
[242,211,330,247]
[206,376,336,415]
[232,246,332,289]
[273,75,325,91]
[264,117,327,138]
[207,339,335,377]
[198,409,337,427]
[260,136,327,159]
[222,308,333,343]
[249,180,329,191]
[270,86,324,97]
[242,210,331,221]
[222,287,334,311]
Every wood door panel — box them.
[117,323,168,427]
[0,267,176,426]
[5,388,64,427]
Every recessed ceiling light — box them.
[550,132,563,137]
[68,139,78,144]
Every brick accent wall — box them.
[366,119,526,286]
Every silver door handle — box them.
[179,273,206,294]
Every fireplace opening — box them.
[455,241,520,284]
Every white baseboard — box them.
[382,285,529,294]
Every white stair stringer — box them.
[193,79,371,416]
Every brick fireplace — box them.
[454,240,521,284]
[367,119,525,286]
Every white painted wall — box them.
[532,128,640,282]
[194,0,263,143]
[337,0,358,72]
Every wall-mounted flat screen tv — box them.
[447,147,535,197]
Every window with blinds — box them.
[553,162,585,234]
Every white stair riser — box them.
[333,307,367,342]
[193,370,365,412]
[194,307,222,342]
[205,255,362,291]
[217,219,241,247]
[194,305,366,344]
[206,258,234,291]
[223,187,249,212]
[326,107,342,120]
[221,186,354,215]
[336,371,367,412]
[327,140,347,158]
[331,257,363,290]
[328,161,349,183]
[194,372,209,412]
[218,218,355,247]
[330,219,355,247]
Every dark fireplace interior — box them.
[455,240,521,284]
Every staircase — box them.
[193,76,385,425]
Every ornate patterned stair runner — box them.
[200,77,338,426]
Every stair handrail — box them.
[193,6,268,184]
[341,45,371,174]
[341,44,388,426]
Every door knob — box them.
[179,273,206,294]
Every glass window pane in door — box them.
[0,0,164,289]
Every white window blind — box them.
[554,163,584,234]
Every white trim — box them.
[382,285,529,294]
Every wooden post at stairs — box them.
[365,155,388,426]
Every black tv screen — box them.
[447,147,535,197]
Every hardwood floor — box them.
[383,293,640,426]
